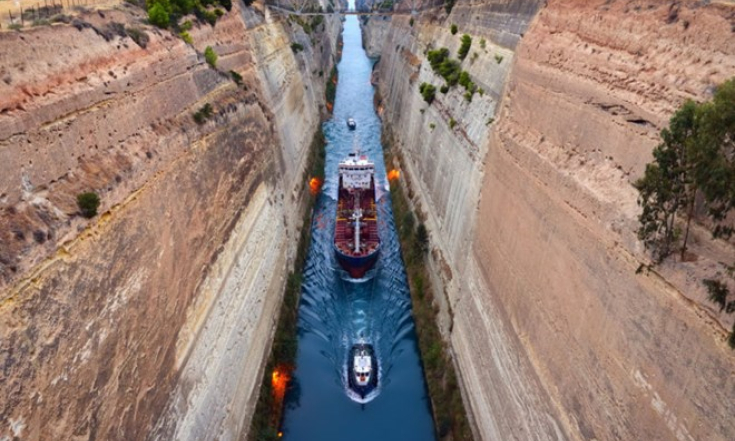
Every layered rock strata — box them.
[0,3,339,440]
[368,1,735,440]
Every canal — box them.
[280,14,437,441]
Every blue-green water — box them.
[280,16,437,441]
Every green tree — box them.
[635,101,700,262]
[419,82,436,104]
[77,192,101,218]
[148,2,170,28]
[450,24,457,35]
[694,79,735,239]
[457,34,471,60]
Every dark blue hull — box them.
[334,246,379,278]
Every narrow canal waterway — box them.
[280,15,437,441]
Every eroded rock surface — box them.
[368,1,735,440]
[0,3,340,440]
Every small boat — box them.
[347,118,357,130]
[348,341,378,398]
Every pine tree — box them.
[635,100,700,262]
[694,79,735,239]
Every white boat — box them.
[347,118,357,130]
[348,340,377,398]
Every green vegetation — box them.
[8,23,23,31]
[450,23,457,35]
[382,133,473,441]
[463,91,472,102]
[192,103,213,124]
[248,127,326,441]
[429,123,436,130]
[77,192,101,218]
[419,82,436,104]
[126,27,149,48]
[410,18,414,27]
[494,54,503,64]
[486,117,494,125]
[427,48,460,86]
[635,78,735,347]
[479,38,486,50]
[291,42,304,53]
[147,2,169,28]
[458,71,475,92]
[449,118,456,129]
[427,47,476,99]
[146,0,230,29]
[445,0,455,14]
[457,34,471,60]
[204,46,217,67]
[179,31,193,44]
[311,14,324,30]
[230,70,243,86]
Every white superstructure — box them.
[353,348,372,386]
[339,154,374,190]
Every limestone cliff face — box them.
[0,3,339,440]
[368,1,735,440]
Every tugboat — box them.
[348,340,378,398]
[347,118,357,130]
[334,152,380,278]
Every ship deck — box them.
[335,184,379,258]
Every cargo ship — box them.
[334,152,380,278]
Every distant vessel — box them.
[348,340,378,398]
[347,118,357,130]
[334,153,380,278]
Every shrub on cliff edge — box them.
[457,34,472,60]
[77,192,101,218]
[445,0,455,14]
[419,82,436,104]
[204,46,217,68]
[147,2,169,28]
[126,27,149,48]
[193,103,214,124]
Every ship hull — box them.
[335,247,379,278]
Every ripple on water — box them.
[281,16,436,441]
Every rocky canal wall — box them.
[367,1,735,440]
[0,2,340,440]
